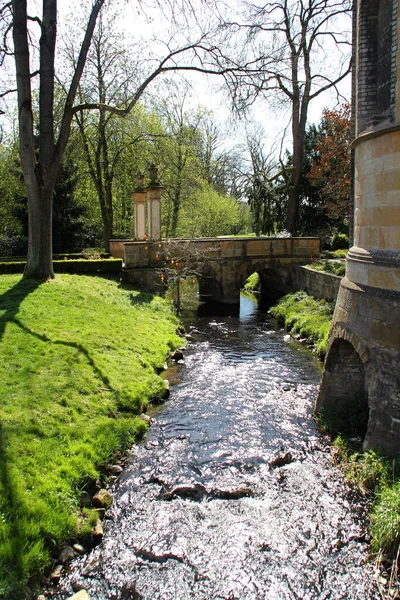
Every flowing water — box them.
[56,295,377,599]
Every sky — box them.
[1,0,352,161]
[58,0,352,157]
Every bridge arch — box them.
[316,336,370,440]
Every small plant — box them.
[330,232,349,250]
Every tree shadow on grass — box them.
[0,277,118,593]
[0,277,43,595]
[0,277,42,343]
[0,423,28,596]
[117,281,154,306]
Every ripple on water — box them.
[55,297,377,600]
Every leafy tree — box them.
[0,0,241,278]
[176,184,243,238]
[227,0,352,234]
[307,103,351,222]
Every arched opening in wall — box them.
[317,339,369,439]
[258,268,289,307]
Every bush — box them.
[332,436,400,557]
[54,259,122,273]
[306,261,346,277]
[0,235,28,257]
[329,232,349,250]
[371,481,400,554]
[0,259,122,275]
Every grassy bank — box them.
[269,291,334,356]
[332,437,400,595]
[0,274,182,598]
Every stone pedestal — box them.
[133,175,147,241]
[146,164,163,242]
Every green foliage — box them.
[320,249,348,259]
[0,274,182,595]
[176,185,243,238]
[269,291,334,356]
[371,481,400,554]
[243,272,261,292]
[329,232,349,251]
[306,261,346,277]
[332,437,400,557]
[0,259,122,275]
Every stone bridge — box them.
[111,237,320,307]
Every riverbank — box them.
[269,290,334,357]
[0,274,183,598]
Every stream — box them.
[56,294,377,599]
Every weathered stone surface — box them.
[50,564,63,584]
[92,489,113,509]
[170,349,184,361]
[107,464,123,475]
[58,545,76,564]
[92,518,104,542]
[67,590,91,600]
[140,413,152,424]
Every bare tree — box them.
[1,0,242,279]
[226,0,352,234]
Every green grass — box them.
[332,437,400,557]
[269,291,334,356]
[243,272,261,293]
[306,260,346,277]
[0,274,182,598]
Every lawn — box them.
[0,274,182,598]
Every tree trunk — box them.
[285,95,306,235]
[25,184,55,278]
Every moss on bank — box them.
[0,274,182,598]
[269,291,334,356]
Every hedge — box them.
[0,258,122,275]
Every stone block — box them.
[347,260,369,285]
[246,240,271,256]
[381,225,400,250]
[368,265,400,291]
[359,294,400,325]
[358,227,379,248]
[376,169,400,193]
[370,321,400,349]
[219,241,235,257]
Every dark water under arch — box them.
[56,294,377,599]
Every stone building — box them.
[316,0,400,454]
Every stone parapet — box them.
[290,265,342,302]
